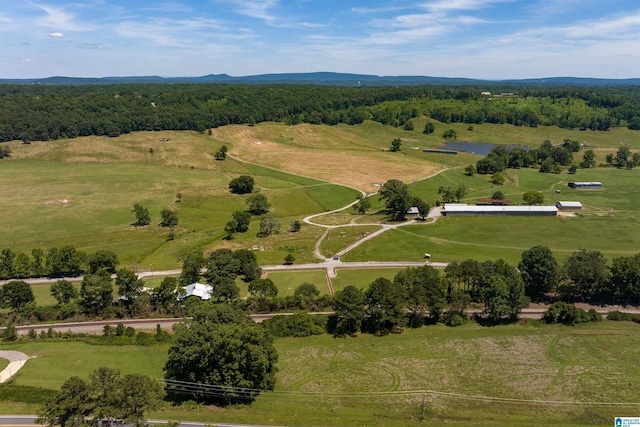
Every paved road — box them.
[0,351,30,383]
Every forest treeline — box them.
[1,84,640,142]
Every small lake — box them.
[440,141,531,156]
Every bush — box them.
[542,302,601,325]
[607,310,632,321]
[135,332,156,346]
[442,311,469,327]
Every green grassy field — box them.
[0,358,8,372]
[2,321,639,426]
[265,270,330,296]
[331,268,405,293]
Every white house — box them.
[183,283,213,300]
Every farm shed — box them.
[443,203,557,216]
[556,201,583,210]
[183,283,213,300]
[406,207,420,216]
[568,181,602,189]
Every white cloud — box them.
[422,0,513,13]
[31,3,92,31]
[49,31,64,38]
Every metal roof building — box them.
[183,283,213,300]
[443,204,558,216]
[568,182,602,189]
[556,201,583,210]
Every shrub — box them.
[607,310,632,321]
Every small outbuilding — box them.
[406,207,420,216]
[556,201,583,210]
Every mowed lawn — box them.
[2,322,640,426]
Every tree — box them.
[164,312,278,404]
[117,374,165,427]
[160,209,178,227]
[294,282,320,298]
[423,121,435,134]
[0,248,15,279]
[568,164,578,174]
[491,172,505,185]
[609,254,640,305]
[289,220,302,232]
[132,203,150,226]
[232,249,261,281]
[115,268,144,303]
[37,376,92,427]
[232,211,252,232]
[522,191,544,205]
[31,248,46,277]
[179,250,205,286]
[563,249,610,302]
[248,278,278,299]
[51,280,78,305]
[353,197,371,214]
[246,193,270,215]
[224,220,237,239]
[454,184,468,202]
[580,150,596,168]
[1,280,35,311]
[364,277,406,335]
[615,146,631,168]
[13,252,32,279]
[389,138,402,152]
[442,129,457,139]
[87,250,119,274]
[79,270,114,316]
[379,179,410,221]
[518,245,559,302]
[411,196,430,219]
[284,253,295,265]
[330,285,365,337]
[229,175,255,194]
[152,276,183,312]
[394,266,446,325]
[258,214,280,237]
[491,190,505,200]
[464,164,475,176]
[38,368,164,427]
[214,144,228,160]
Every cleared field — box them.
[215,122,444,191]
[265,270,330,296]
[331,268,405,293]
[319,225,382,258]
[2,322,640,426]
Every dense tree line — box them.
[1,84,639,143]
[0,246,118,279]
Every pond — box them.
[440,141,531,156]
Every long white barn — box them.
[443,203,558,216]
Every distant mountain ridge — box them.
[1,72,639,86]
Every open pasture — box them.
[2,322,640,426]
[3,121,640,272]
[1,132,359,270]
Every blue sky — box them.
[1,0,639,79]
